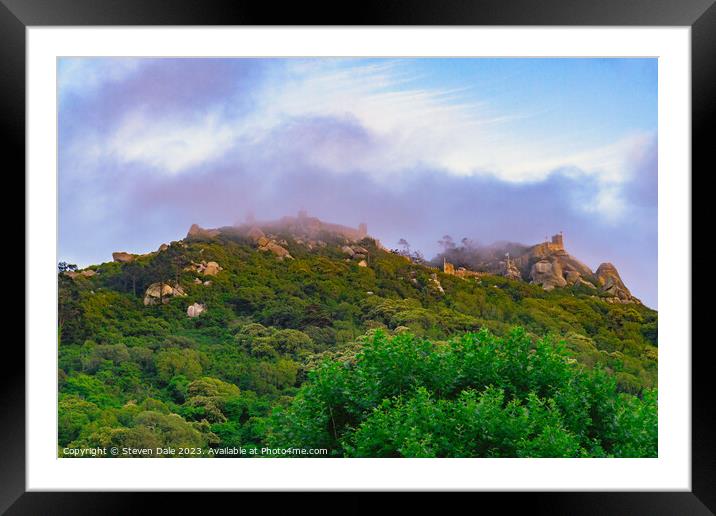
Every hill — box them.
[57,215,658,457]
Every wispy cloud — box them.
[106,110,237,173]
[61,58,653,218]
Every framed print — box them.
[6,0,713,512]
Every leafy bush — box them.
[269,329,657,457]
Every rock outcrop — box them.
[187,302,206,318]
[186,224,220,240]
[438,233,638,303]
[112,252,135,263]
[595,263,636,302]
[502,259,522,281]
[258,239,293,260]
[65,269,97,279]
[202,261,222,276]
[509,234,597,291]
[529,259,568,290]
[246,226,266,243]
[143,282,187,306]
[340,244,372,266]
[511,236,640,302]
[429,273,445,294]
[185,260,223,275]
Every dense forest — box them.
[58,230,658,457]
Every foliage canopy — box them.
[58,235,657,457]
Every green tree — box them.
[269,329,657,458]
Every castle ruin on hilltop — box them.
[228,210,368,243]
[541,232,565,252]
[293,210,368,241]
[442,257,488,279]
[442,232,566,281]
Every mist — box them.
[59,135,657,307]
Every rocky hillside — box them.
[57,213,658,457]
[439,233,638,303]
[188,211,369,249]
[61,212,656,384]
[113,214,637,305]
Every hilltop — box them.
[57,213,658,457]
[437,232,637,303]
[115,212,638,304]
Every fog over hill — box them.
[59,161,657,307]
[173,215,639,305]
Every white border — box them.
[27,27,691,491]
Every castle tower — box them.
[551,232,564,249]
[358,223,368,239]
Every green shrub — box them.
[269,329,657,458]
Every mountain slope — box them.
[57,216,658,457]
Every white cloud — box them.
[107,110,237,173]
[238,61,652,188]
[73,58,654,219]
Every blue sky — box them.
[58,58,657,307]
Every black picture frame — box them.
[5,0,712,513]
